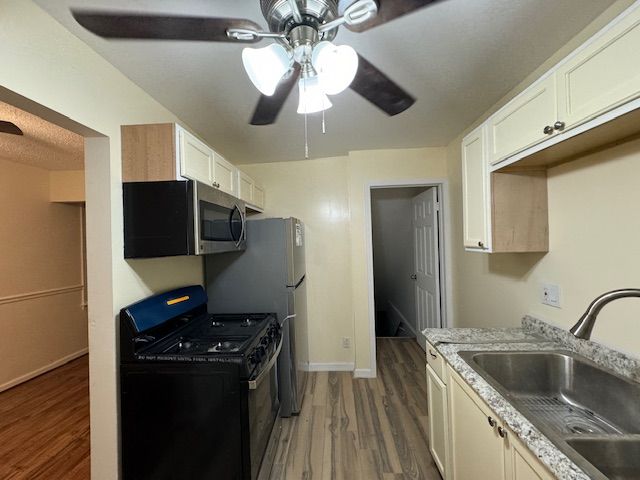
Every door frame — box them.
[364,178,452,377]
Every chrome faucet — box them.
[570,289,640,340]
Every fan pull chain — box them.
[304,110,309,159]
[322,109,326,134]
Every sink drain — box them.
[564,415,609,435]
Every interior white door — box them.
[413,188,441,351]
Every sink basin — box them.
[567,438,640,480]
[459,350,640,479]
[461,351,640,435]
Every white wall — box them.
[0,2,204,477]
[243,147,449,374]
[371,187,428,333]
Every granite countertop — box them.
[423,316,640,480]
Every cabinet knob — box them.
[554,121,566,131]
[498,426,507,438]
[477,241,484,248]
[410,274,417,280]
[487,416,496,427]
[543,125,554,135]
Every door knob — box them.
[410,274,417,280]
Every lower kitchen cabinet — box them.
[447,366,552,480]
[449,367,507,480]
[427,364,449,478]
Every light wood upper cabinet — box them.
[178,126,214,185]
[489,75,558,165]
[461,125,548,253]
[213,153,237,196]
[557,5,640,130]
[462,125,490,251]
[122,123,247,199]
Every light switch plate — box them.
[541,283,561,308]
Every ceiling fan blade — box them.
[71,11,263,43]
[346,0,443,32]
[0,121,23,136]
[250,65,301,126]
[349,54,415,116]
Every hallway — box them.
[0,356,89,479]
[266,338,439,479]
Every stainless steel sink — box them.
[567,438,640,480]
[459,350,640,479]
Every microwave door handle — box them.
[233,205,245,248]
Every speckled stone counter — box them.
[423,317,640,480]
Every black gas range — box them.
[119,285,281,480]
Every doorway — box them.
[0,96,92,477]
[367,181,449,364]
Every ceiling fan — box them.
[72,0,444,126]
[0,121,23,136]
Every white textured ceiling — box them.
[0,100,84,170]
[35,0,617,163]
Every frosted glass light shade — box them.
[242,44,292,96]
[297,76,332,114]
[311,41,359,95]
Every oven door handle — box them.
[248,335,283,390]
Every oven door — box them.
[245,338,282,480]
[193,181,246,254]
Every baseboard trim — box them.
[0,347,88,393]
[388,301,417,337]
[354,368,376,378]
[307,362,355,372]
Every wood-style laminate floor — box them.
[265,338,440,480]
[0,356,90,480]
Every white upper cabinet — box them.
[213,153,237,197]
[462,125,490,251]
[557,5,640,130]
[236,169,265,211]
[489,75,558,165]
[177,126,214,186]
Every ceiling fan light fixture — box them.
[297,76,333,114]
[311,41,359,95]
[242,43,292,96]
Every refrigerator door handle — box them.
[287,275,306,289]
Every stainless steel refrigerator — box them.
[204,217,309,417]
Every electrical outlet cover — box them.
[541,283,561,308]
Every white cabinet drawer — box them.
[426,341,445,382]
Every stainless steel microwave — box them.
[123,180,246,258]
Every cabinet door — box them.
[462,125,490,251]
[237,170,254,203]
[178,128,213,185]
[557,6,640,130]
[449,370,507,480]
[427,365,448,478]
[213,153,237,196]
[489,75,557,164]
[505,429,553,480]
[252,184,265,210]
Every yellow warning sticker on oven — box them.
[167,295,190,306]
